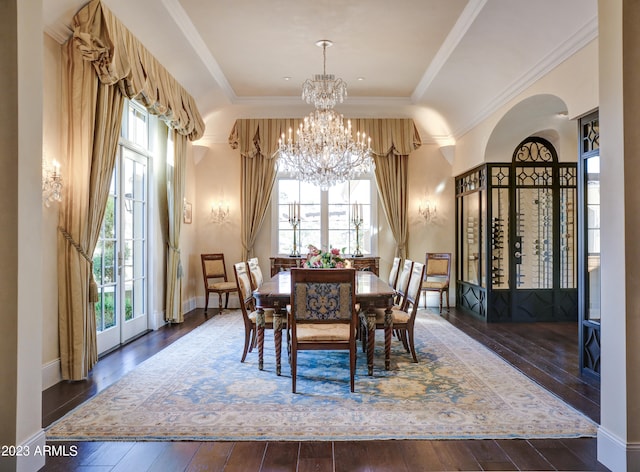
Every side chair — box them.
[421,253,451,313]
[201,253,238,313]
[360,262,425,363]
[233,261,276,362]
[289,268,358,393]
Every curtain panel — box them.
[58,39,125,380]
[228,118,420,260]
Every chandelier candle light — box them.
[288,202,301,257]
[277,40,374,190]
[352,202,363,257]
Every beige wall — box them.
[453,39,599,176]
[42,33,62,387]
[194,143,244,308]
[407,144,456,308]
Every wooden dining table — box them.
[253,270,396,376]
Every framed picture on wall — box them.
[183,201,192,224]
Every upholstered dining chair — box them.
[421,253,451,313]
[361,262,425,363]
[248,257,264,290]
[201,253,238,313]
[233,261,276,362]
[289,268,358,393]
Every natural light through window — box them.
[276,176,375,256]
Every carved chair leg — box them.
[204,292,209,313]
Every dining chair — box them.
[361,262,425,363]
[201,253,238,313]
[248,257,264,290]
[233,261,276,362]
[421,253,451,312]
[289,268,358,393]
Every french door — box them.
[94,145,149,355]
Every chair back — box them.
[405,262,426,311]
[425,253,451,284]
[290,268,357,324]
[395,259,414,309]
[201,253,229,284]
[233,262,254,318]
[248,257,264,289]
[388,257,401,289]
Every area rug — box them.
[46,310,597,441]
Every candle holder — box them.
[287,202,302,256]
[352,215,364,257]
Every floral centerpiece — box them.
[304,245,350,268]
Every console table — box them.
[270,255,379,277]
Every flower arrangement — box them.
[304,245,350,268]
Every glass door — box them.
[94,101,149,355]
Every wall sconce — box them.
[419,199,436,223]
[210,201,230,224]
[42,159,63,207]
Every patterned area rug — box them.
[47,310,597,441]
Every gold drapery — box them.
[72,0,204,140]
[166,130,187,323]
[58,39,124,380]
[229,119,295,260]
[228,118,420,259]
[58,0,204,379]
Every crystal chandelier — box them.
[277,40,374,190]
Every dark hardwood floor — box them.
[41,307,607,471]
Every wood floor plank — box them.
[186,442,234,472]
[398,440,449,471]
[223,442,266,472]
[494,439,555,471]
[459,439,516,471]
[77,442,136,467]
[261,442,299,471]
[297,442,333,472]
[529,438,605,471]
[146,442,200,472]
[110,442,167,472]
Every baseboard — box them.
[598,425,640,471]
[42,358,61,391]
[182,296,197,315]
[16,429,46,472]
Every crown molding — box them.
[412,0,488,103]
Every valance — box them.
[72,0,205,141]
[228,118,421,158]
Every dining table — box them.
[253,270,396,376]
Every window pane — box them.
[277,176,374,255]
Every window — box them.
[275,176,376,256]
